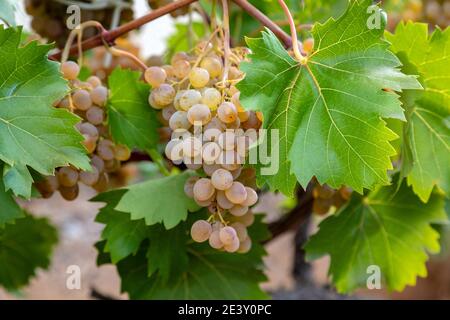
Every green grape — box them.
[145,66,167,88]
[179,89,202,111]
[200,56,223,78]
[201,87,221,111]
[189,67,210,88]
[169,111,191,130]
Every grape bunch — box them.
[36,61,131,201]
[24,0,134,48]
[144,40,262,253]
[312,183,352,215]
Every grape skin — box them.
[191,220,212,243]
[211,168,233,190]
[61,61,80,80]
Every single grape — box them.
[87,76,101,88]
[187,104,211,125]
[152,84,176,107]
[230,222,248,242]
[90,86,108,106]
[86,106,104,125]
[241,111,259,130]
[169,111,191,130]
[162,105,177,121]
[79,166,100,186]
[57,97,70,109]
[184,176,199,198]
[82,134,96,154]
[208,230,224,249]
[211,168,233,190]
[73,89,92,111]
[97,139,115,161]
[145,66,167,88]
[230,204,249,217]
[193,178,215,201]
[225,181,247,204]
[78,122,99,139]
[171,51,190,65]
[224,237,240,253]
[201,87,221,111]
[219,226,238,245]
[189,67,210,88]
[173,59,191,79]
[59,184,79,201]
[237,237,252,253]
[238,110,250,122]
[241,187,258,207]
[303,38,314,54]
[114,144,131,161]
[191,220,212,243]
[236,211,255,227]
[162,65,175,78]
[200,56,223,78]
[179,89,202,111]
[61,61,80,80]
[218,131,236,150]
[165,139,184,161]
[217,102,237,123]
[215,190,233,210]
[202,163,221,176]
[93,172,109,192]
[58,167,79,187]
[91,155,105,173]
[182,136,202,158]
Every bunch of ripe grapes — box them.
[24,0,133,48]
[36,61,131,201]
[144,38,262,253]
[312,183,352,216]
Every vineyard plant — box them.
[0,0,449,300]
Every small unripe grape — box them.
[82,134,96,153]
[86,106,104,125]
[211,168,233,190]
[237,237,252,253]
[59,184,79,201]
[145,66,167,88]
[209,230,224,249]
[191,220,212,243]
[58,97,70,109]
[73,89,92,111]
[189,67,210,88]
[97,139,115,161]
[87,76,101,88]
[179,89,202,111]
[114,144,131,161]
[184,176,199,198]
[203,128,222,142]
[58,167,79,187]
[218,131,236,150]
[219,226,238,245]
[203,163,221,176]
[152,84,176,107]
[241,187,258,207]
[90,86,108,106]
[161,105,176,121]
[217,102,237,123]
[61,61,80,80]
[80,166,100,186]
[230,222,248,242]
[216,190,234,209]
[173,59,191,79]
[193,178,215,201]
[202,142,221,163]
[200,56,223,78]
[93,172,109,192]
[78,122,99,139]
[201,88,221,111]
[182,136,202,157]
[169,111,191,130]
[225,181,247,204]
[91,155,105,172]
[187,104,211,125]
[165,139,184,161]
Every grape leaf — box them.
[97,213,269,299]
[0,214,58,290]
[237,0,421,196]
[3,163,33,198]
[107,68,160,151]
[0,26,90,197]
[386,23,450,202]
[0,174,24,228]
[115,171,200,229]
[305,176,448,293]
[94,190,147,264]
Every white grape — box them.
[211,168,233,190]
[61,61,80,80]
[225,181,247,204]
[73,89,92,111]
[179,89,202,111]
[202,142,221,163]
[219,226,238,245]
[193,178,215,201]
[200,56,223,78]
[209,230,224,249]
[191,220,212,243]
[90,86,108,106]
[218,131,236,150]
[169,111,191,130]
[187,104,211,125]
[230,222,248,242]
[241,187,258,207]
[145,66,167,88]
[201,88,221,111]
[216,190,234,209]
[189,67,210,88]
[217,102,237,123]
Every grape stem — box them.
[277,0,307,64]
[220,0,232,85]
[105,46,148,71]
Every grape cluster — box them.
[24,0,133,48]
[312,183,352,215]
[145,42,262,253]
[36,61,131,201]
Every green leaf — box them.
[107,68,160,151]
[167,22,207,57]
[0,174,24,228]
[0,214,58,290]
[3,163,33,199]
[0,0,16,26]
[98,214,269,299]
[238,0,421,196]
[305,176,448,293]
[94,190,147,264]
[115,171,200,229]
[386,23,450,201]
[0,26,90,194]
